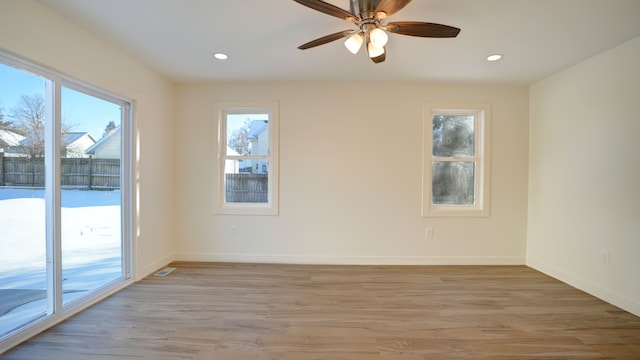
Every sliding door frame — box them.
[0,50,136,352]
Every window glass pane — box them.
[226,114,269,156]
[225,163,269,203]
[60,86,123,305]
[0,63,51,337]
[432,115,474,157]
[432,161,475,205]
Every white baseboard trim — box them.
[137,253,176,280]
[526,257,640,317]
[174,252,525,266]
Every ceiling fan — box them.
[293,0,461,63]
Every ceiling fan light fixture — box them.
[344,32,364,54]
[369,27,389,47]
[367,41,385,58]
[293,0,462,64]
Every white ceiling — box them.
[36,0,640,84]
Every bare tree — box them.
[10,94,45,130]
[9,94,73,158]
[1,103,18,130]
[0,103,6,127]
[9,94,45,157]
[228,118,251,156]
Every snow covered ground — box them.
[0,188,122,337]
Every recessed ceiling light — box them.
[486,54,503,62]
[213,53,228,60]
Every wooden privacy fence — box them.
[225,174,268,203]
[0,155,120,189]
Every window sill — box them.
[213,203,278,216]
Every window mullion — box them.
[121,102,133,281]
[44,78,63,315]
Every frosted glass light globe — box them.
[369,28,388,48]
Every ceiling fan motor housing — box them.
[350,0,381,19]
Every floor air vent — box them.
[154,267,176,277]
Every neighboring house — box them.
[62,132,96,158]
[3,130,95,158]
[85,126,120,159]
[247,120,269,174]
[0,129,25,155]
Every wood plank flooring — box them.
[3,263,640,359]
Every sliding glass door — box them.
[0,54,132,344]
[60,86,126,305]
[0,63,51,337]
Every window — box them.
[422,103,490,217]
[0,51,133,348]
[214,101,279,215]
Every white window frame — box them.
[213,101,279,215]
[422,103,491,217]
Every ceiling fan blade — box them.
[371,47,386,63]
[293,0,358,22]
[298,30,355,50]
[375,0,412,18]
[386,22,461,38]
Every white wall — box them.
[2,0,636,345]
[175,82,529,265]
[528,36,640,316]
[0,0,176,279]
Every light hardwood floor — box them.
[3,263,640,359]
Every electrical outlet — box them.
[230,227,238,237]
[602,251,611,265]
[425,228,433,239]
